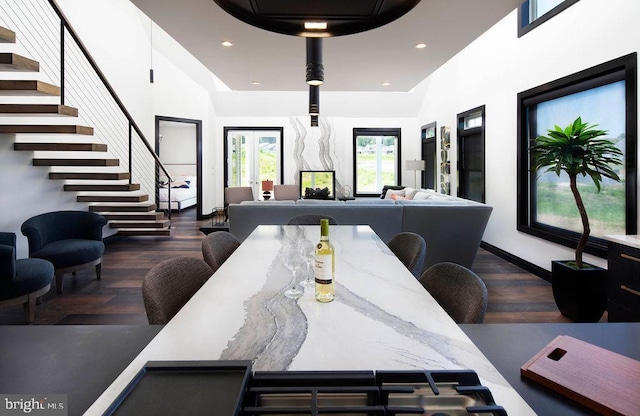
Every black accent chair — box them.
[21,211,107,293]
[0,232,54,323]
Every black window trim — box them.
[518,0,580,38]
[516,53,638,259]
[222,126,285,188]
[353,127,402,197]
[457,105,486,203]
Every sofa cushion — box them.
[296,199,345,205]
[380,185,405,199]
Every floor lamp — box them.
[406,160,426,188]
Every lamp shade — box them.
[406,160,426,171]
[261,180,274,191]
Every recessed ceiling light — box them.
[221,40,233,47]
[251,80,260,85]
[382,82,391,86]
[415,43,427,49]
[304,21,327,30]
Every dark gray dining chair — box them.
[418,262,488,324]
[201,231,241,272]
[387,232,426,278]
[287,214,338,225]
[142,256,214,325]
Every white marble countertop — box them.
[86,225,535,415]
[604,234,640,249]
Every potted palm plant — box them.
[532,116,623,322]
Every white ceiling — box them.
[130,0,522,92]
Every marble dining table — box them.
[86,225,536,415]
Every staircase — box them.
[0,25,170,236]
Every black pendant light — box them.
[306,38,323,86]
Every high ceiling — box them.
[130,0,522,92]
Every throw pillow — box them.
[412,191,432,200]
[384,189,405,199]
[403,187,419,199]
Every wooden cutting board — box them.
[520,335,640,416]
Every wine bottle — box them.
[314,218,335,302]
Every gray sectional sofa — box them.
[228,191,493,273]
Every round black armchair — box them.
[0,232,54,322]
[21,211,107,293]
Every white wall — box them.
[416,0,640,271]
[0,0,223,256]
[214,114,419,205]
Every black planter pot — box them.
[551,260,607,322]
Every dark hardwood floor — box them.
[1,208,598,325]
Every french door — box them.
[224,127,283,198]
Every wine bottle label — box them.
[314,254,333,284]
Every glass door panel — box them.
[226,129,281,199]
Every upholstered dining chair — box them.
[224,186,254,220]
[387,232,426,278]
[21,211,107,293]
[142,256,214,324]
[273,184,300,201]
[201,231,241,272]
[287,214,338,225]
[0,232,54,323]
[224,186,254,204]
[418,262,488,324]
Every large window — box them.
[517,54,637,258]
[353,128,401,196]
[518,0,579,37]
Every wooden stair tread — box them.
[0,104,78,116]
[109,220,170,229]
[116,228,171,237]
[15,142,107,152]
[64,183,140,191]
[89,203,157,212]
[77,194,149,203]
[33,158,118,166]
[0,125,93,134]
[0,80,60,96]
[0,27,16,43]
[0,52,39,71]
[50,172,130,180]
[101,212,165,220]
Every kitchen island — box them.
[84,225,534,414]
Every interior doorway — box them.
[155,116,203,219]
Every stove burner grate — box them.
[240,369,507,416]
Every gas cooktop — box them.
[105,361,507,416]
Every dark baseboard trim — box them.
[480,241,552,283]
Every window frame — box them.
[457,105,486,203]
[352,127,402,197]
[518,0,580,38]
[516,53,638,258]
